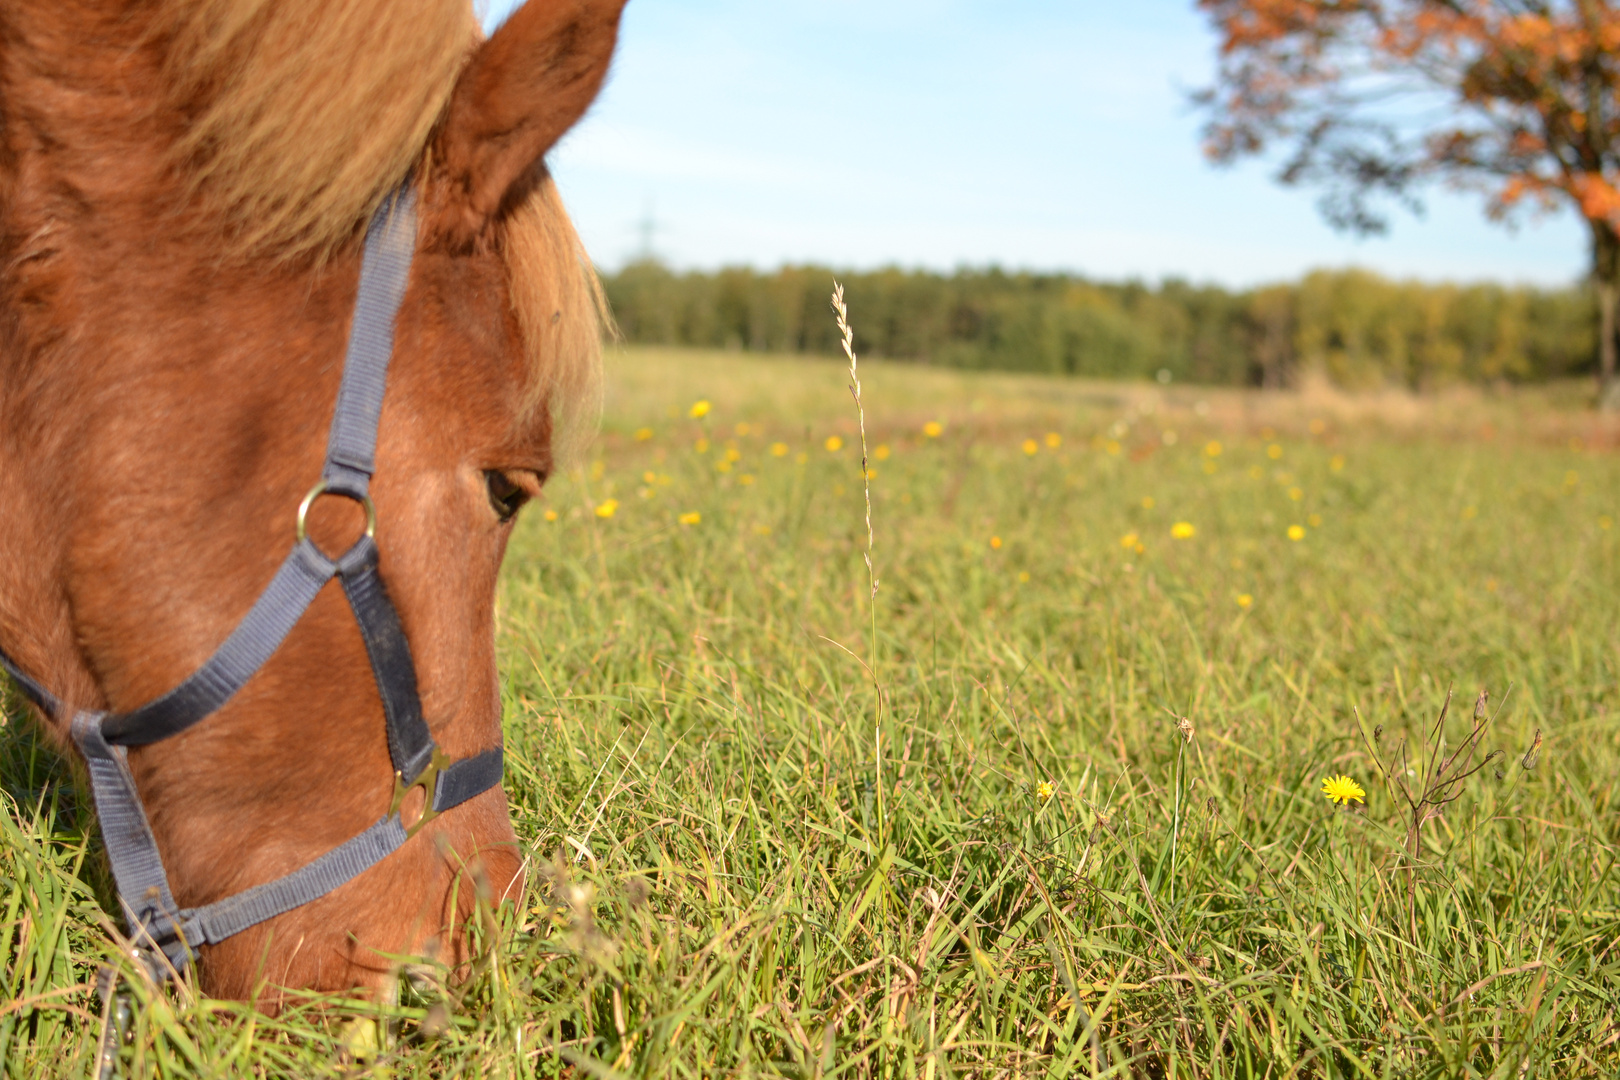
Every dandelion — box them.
[1035,780,1055,803]
[1307,513,1322,528]
[874,444,891,460]
[771,442,789,457]
[678,511,701,526]
[724,446,741,462]
[1141,496,1155,509]
[1320,775,1366,805]
[1171,521,1196,539]
[735,422,750,436]
[695,438,710,453]
[595,499,619,519]
[643,471,657,483]
[1236,593,1253,608]
[689,400,711,419]
[1119,532,1139,549]
[923,421,944,438]
[1288,487,1303,501]
[1017,570,1031,583]
[1045,432,1062,448]
[1330,455,1346,472]
[1105,440,1122,455]
[634,427,653,441]
[1462,505,1478,520]
[1287,524,1306,541]
[990,536,1003,550]
[825,435,844,452]
[1022,438,1039,456]
[739,474,756,485]
[543,509,558,522]
[716,460,732,473]
[1204,440,1222,457]
[1267,444,1283,460]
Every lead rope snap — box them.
[93,966,131,1080]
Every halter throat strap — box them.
[0,182,503,978]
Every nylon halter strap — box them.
[0,182,503,977]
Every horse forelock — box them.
[153,0,605,438]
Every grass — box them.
[5,343,1620,1077]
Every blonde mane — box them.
[155,0,604,442]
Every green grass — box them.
[5,345,1620,1077]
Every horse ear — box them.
[431,0,627,246]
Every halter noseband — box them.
[0,183,503,977]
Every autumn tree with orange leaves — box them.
[1198,0,1620,406]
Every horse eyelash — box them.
[485,470,530,523]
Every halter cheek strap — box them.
[0,182,503,977]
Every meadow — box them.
[4,344,1620,1077]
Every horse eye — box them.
[485,470,530,522]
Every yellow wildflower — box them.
[695,438,710,453]
[634,427,653,441]
[1267,444,1283,460]
[1330,455,1346,472]
[874,444,891,460]
[678,511,701,526]
[739,474,756,485]
[825,435,843,452]
[1119,532,1139,549]
[1171,521,1195,539]
[689,400,711,419]
[770,442,789,457]
[1141,496,1155,509]
[1022,438,1039,456]
[1045,432,1062,448]
[1204,440,1222,457]
[923,421,944,438]
[990,536,1003,550]
[1236,593,1252,609]
[543,509,558,522]
[1287,524,1305,541]
[1321,775,1365,805]
[594,499,619,519]
[1035,780,1055,803]
[1307,514,1322,528]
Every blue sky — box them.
[483,0,1587,287]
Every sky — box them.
[483,0,1588,288]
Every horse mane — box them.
[156,0,605,441]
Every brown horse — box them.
[0,0,624,1001]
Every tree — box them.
[1197,0,1620,407]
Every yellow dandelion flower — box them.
[1035,780,1055,802]
[825,435,844,452]
[716,460,732,473]
[989,536,1003,549]
[1141,496,1155,509]
[1236,593,1253,608]
[1045,432,1062,448]
[695,438,710,453]
[1022,438,1039,456]
[1462,505,1478,520]
[1321,775,1365,805]
[923,421,944,438]
[1119,531,1139,549]
[595,499,619,519]
[1204,440,1222,457]
[1330,455,1346,472]
[734,422,750,436]
[874,444,891,460]
[1307,514,1322,528]
[1287,524,1305,541]
[678,511,701,526]
[643,471,657,484]
[1267,444,1283,460]
[865,468,878,480]
[739,474,756,485]
[724,446,741,462]
[634,427,653,441]
[689,400,711,419]
[543,509,558,522]
[1018,571,1031,583]
[770,442,789,457]
[1105,440,1122,455]
[1171,521,1195,539]
[1287,487,1303,501]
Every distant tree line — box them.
[602,260,1596,389]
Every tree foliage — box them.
[602,260,1593,389]
[1197,0,1620,403]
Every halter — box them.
[0,182,503,977]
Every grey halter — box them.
[0,182,503,976]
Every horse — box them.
[0,0,625,1003]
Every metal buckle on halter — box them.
[389,748,452,839]
[295,479,377,546]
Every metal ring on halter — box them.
[295,479,377,544]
